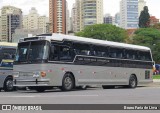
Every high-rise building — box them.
[71,3,78,32]
[138,0,146,16]
[23,7,39,30]
[104,14,114,24]
[0,6,22,42]
[49,0,67,34]
[73,0,103,32]
[120,0,139,29]
[23,7,49,33]
[115,12,120,26]
[38,16,49,33]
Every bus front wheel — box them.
[3,77,14,92]
[61,73,75,91]
[128,75,137,88]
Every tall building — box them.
[73,0,103,32]
[104,14,114,24]
[120,0,139,29]
[71,3,78,32]
[49,0,67,34]
[138,0,146,16]
[115,12,120,26]
[38,16,49,33]
[23,7,39,29]
[0,6,22,42]
[23,7,49,33]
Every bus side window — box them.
[49,45,59,61]
[73,43,91,56]
[59,46,72,61]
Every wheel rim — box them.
[6,79,13,90]
[64,76,72,89]
[130,77,136,87]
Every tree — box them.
[132,28,160,63]
[139,6,150,28]
[75,24,128,42]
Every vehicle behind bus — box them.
[13,34,153,92]
[0,43,17,92]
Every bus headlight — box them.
[13,72,19,78]
[33,72,40,78]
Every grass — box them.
[153,75,160,79]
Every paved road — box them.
[0,83,160,113]
[0,86,160,104]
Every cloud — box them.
[2,0,49,16]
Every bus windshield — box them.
[16,40,49,63]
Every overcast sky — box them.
[1,0,160,18]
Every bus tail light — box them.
[41,71,46,77]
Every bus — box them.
[13,33,153,92]
[0,42,17,92]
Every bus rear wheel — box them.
[128,75,137,88]
[61,73,75,91]
[3,77,14,92]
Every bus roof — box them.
[21,33,150,51]
[51,34,150,51]
[0,42,17,47]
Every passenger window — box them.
[49,45,73,62]
[73,43,91,56]
[92,46,108,57]
[59,46,72,61]
[109,48,124,58]
[138,51,151,61]
[125,50,138,60]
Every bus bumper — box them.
[13,79,50,87]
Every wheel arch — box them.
[3,75,13,87]
[130,74,138,85]
[64,71,76,87]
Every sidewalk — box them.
[146,79,160,87]
[153,79,160,83]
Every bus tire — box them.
[102,85,115,89]
[61,73,75,91]
[36,87,45,92]
[3,77,14,92]
[128,75,137,88]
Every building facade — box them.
[104,14,114,24]
[0,6,22,42]
[120,0,139,29]
[12,28,43,43]
[23,7,49,33]
[138,0,146,16]
[115,12,120,26]
[49,0,67,34]
[150,16,159,26]
[73,0,103,32]
[71,3,78,32]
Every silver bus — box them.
[13,34,153,92]
[0,42,17,92]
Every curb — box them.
[153,79,160,83]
